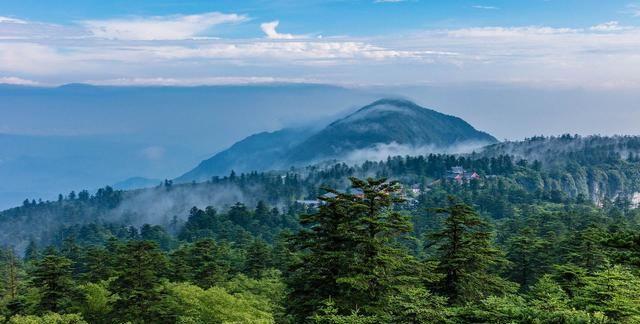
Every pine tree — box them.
[109,240,169,323]
[1,247,19,300]
[61,235,83,277]
[574,265,640,321]
[561,225,608,273]
[23,240,39,262]
[188,239,232,288]
[428,197,515,305]
[287,177,418,321]
[31,247,74,313]
[505,227,551,289]
[81,246,113,283]
[244,238,273,278]
[2,250,26,317]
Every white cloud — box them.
[472,5,499,10]
[2,13,640,89]
[590,21,627,31]
[0,16,27,24]
[0,43,71,74]
[0,76,39,85]
[260,20,305,39]
[81,12,247,40]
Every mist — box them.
[341,141,492,165]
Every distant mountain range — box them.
[177,99,497,182]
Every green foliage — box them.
[383,287,450,323]
[221,271,287,320]
[162,282,274,323]
[428,198,516,305]
[1,172,640,323]
[244,238,273,278]
[169,239,233,288]
[7,313,87,324]
[72,281,113,324]
[574,266,640,321]
[30,249,74,313]
[109,240,169,323]
[505,227,551,289]
[287,177,419,321]
[310,299,379,324]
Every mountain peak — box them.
[356,98,424,114]
[177,98,497,182]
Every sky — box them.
[2,0,640,88]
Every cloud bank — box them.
[1,12,640,88]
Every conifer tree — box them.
[23,240,39,263]
[574,265,640,321]
[505,227,551,289]
[81,246,113,283]
[31,247,74,313]
[287,177,417,321]
[109,240,169,323]
[1,247,24,316]
[428,197,515,305]
[188,239,232,288]
[244,238,273,278]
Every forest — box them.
[1,136,640,323]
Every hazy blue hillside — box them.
[177,127,315,182]
[112,177,162,190]
[0,83,377,208]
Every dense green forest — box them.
[1,135,640,323]
[4,135,640,250]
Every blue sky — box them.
[1,0,640,87]
[2,0,637,33]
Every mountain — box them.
[177,99,497,182]
[285,99,497,163]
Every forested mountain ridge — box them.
[177,99,497,182]
[481,134,640,165]
[3,135,640,253]
[479,135,640,205]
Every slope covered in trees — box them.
[4,135,640,250]
[2,176,640,323]
[1,135,640,322]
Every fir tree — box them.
[31,247,74,313]
[428,197,515,305]
[505,227,551,289]
[287,177,418,321]
[244,238,273,278]
[109,240,169,323]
